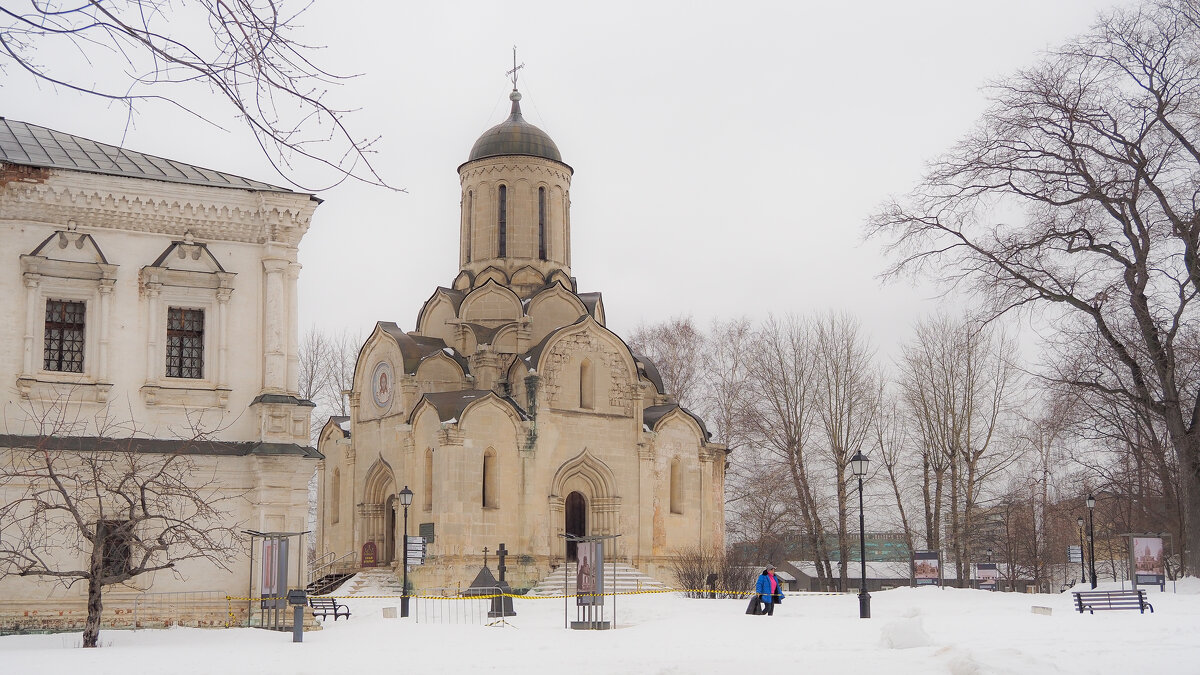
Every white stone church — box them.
[315,89,728,589]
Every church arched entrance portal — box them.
[565,491,586,561]
[384,495,397,564]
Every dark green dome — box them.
[467,91,562,163]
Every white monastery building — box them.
[316,88,728,590]
[0,118,318,629]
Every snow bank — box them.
[2,582,1197,674]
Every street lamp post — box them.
[1086,494,1097,589]
[850,451,870,619]
[1076,517,1086,587]
[399,485,413,617]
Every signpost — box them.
[405,535,426,565]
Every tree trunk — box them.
[83,570,103,648]
[836,466,849,590]
[1182,438,1200,575]
[1161,416,1200,574]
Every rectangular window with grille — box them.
[97,520,132,577]
[166,307,204,379]
[44,299,86,372]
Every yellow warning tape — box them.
[226,589,845,602]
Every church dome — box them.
[467,91,562,163]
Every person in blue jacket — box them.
[755,565,783,616]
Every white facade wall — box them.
[0,162,320,629]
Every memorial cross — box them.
[497,543,508,583]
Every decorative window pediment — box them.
[140,240,235,291]
[17,230,117,403]
[138,238,235,407]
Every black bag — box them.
[773,592,783,604]
[746,596,763,615]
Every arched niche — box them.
[527,283,587,344]
[535,318,638,417]
[474,266,509,288]
[415,353,467,394]
[459,280,522,325]
[510,265,546,289]
[415,292,459,346]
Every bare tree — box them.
[874,385,918,556]
[814,312,878,589]
[898,315,1020,584]
[0,0,392,190]
[0,399,245,648]
[743,315,834,588]
[322,328,362,417]
[701,317,753,454]
[868,0,1200,571]
[629,315,704,408]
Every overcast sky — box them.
[4,0,1124,362]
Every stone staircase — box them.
[526,562,670,596]
[343,567,406,596]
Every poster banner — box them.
[977,563,1000,591]
[1131,537,1165,588]
[260,537,289,608]
[913,551,940,586]
[576,541,604,606]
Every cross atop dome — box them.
[506,46,524,91]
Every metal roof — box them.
[465,91,565,165]
[0,118,293,192]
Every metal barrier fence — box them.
[132,590,229,629]
[414,587,511,626]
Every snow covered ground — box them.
[3,578,1198,674]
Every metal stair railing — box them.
[308,551,335,584]
[309,551,357,585]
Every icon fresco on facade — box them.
[372,360,394,410]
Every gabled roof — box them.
[410,389,529,424]
[0,118,297,193]
[577,292,603,317]
[379,323,469,375]
[633,352,665,394]
[643,404,712,440]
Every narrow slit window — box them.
[166,307,204,379]
[483,450,497,508]
[580,359,594,409]
[538,187,547,260]
[424,449,434,511]
[466,191,473,263]
[670,459,683,514]
[331,468,341,524]
[44,299,85,373]
[498,184,507,257]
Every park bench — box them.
[1072,589,1153,614]
[309,596,351,620]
